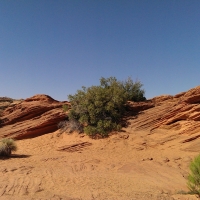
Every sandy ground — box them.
[0,129,199,200]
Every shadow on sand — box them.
[0,154,31,160]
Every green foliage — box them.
[68,77,146,137]
[0,138,17,157]
[62,104,69,112]
[187,154,200,196]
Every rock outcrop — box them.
[0,95,69,139]
[0,85,200,141]
[126,101,155,112]
[127,85,200,147]
[0,97,22,115]
[182,86,200,104]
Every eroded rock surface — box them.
[1,86,200,141]
[0,97,22,115]
[126,100,155,112]
[0,95,69,139]
[127,85,200,150]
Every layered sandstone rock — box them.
[0,97,22,114]
[0,85,199,140]
[182,85,200,104]
[126,100,155,112]
[127,85,200,146]
[0,95,69,139]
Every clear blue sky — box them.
[0,0,199,101]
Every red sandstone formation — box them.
[126,101,155,112]
[0,86,200,141]
[0,95,69,139]
[127,85,200,146]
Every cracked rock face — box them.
[0,95,69,139]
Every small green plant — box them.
[187,154,200,196]
[0,138,17,157]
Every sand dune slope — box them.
[0,130,199,200]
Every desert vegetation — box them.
[58,119,83,134]
[187,154,200,196]
[62,104,70,112]
[0,138,17,157]
[65,77,146,137]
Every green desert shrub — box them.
[0,138,17,157]
[68,76,146,137]
[187,154,200,196]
